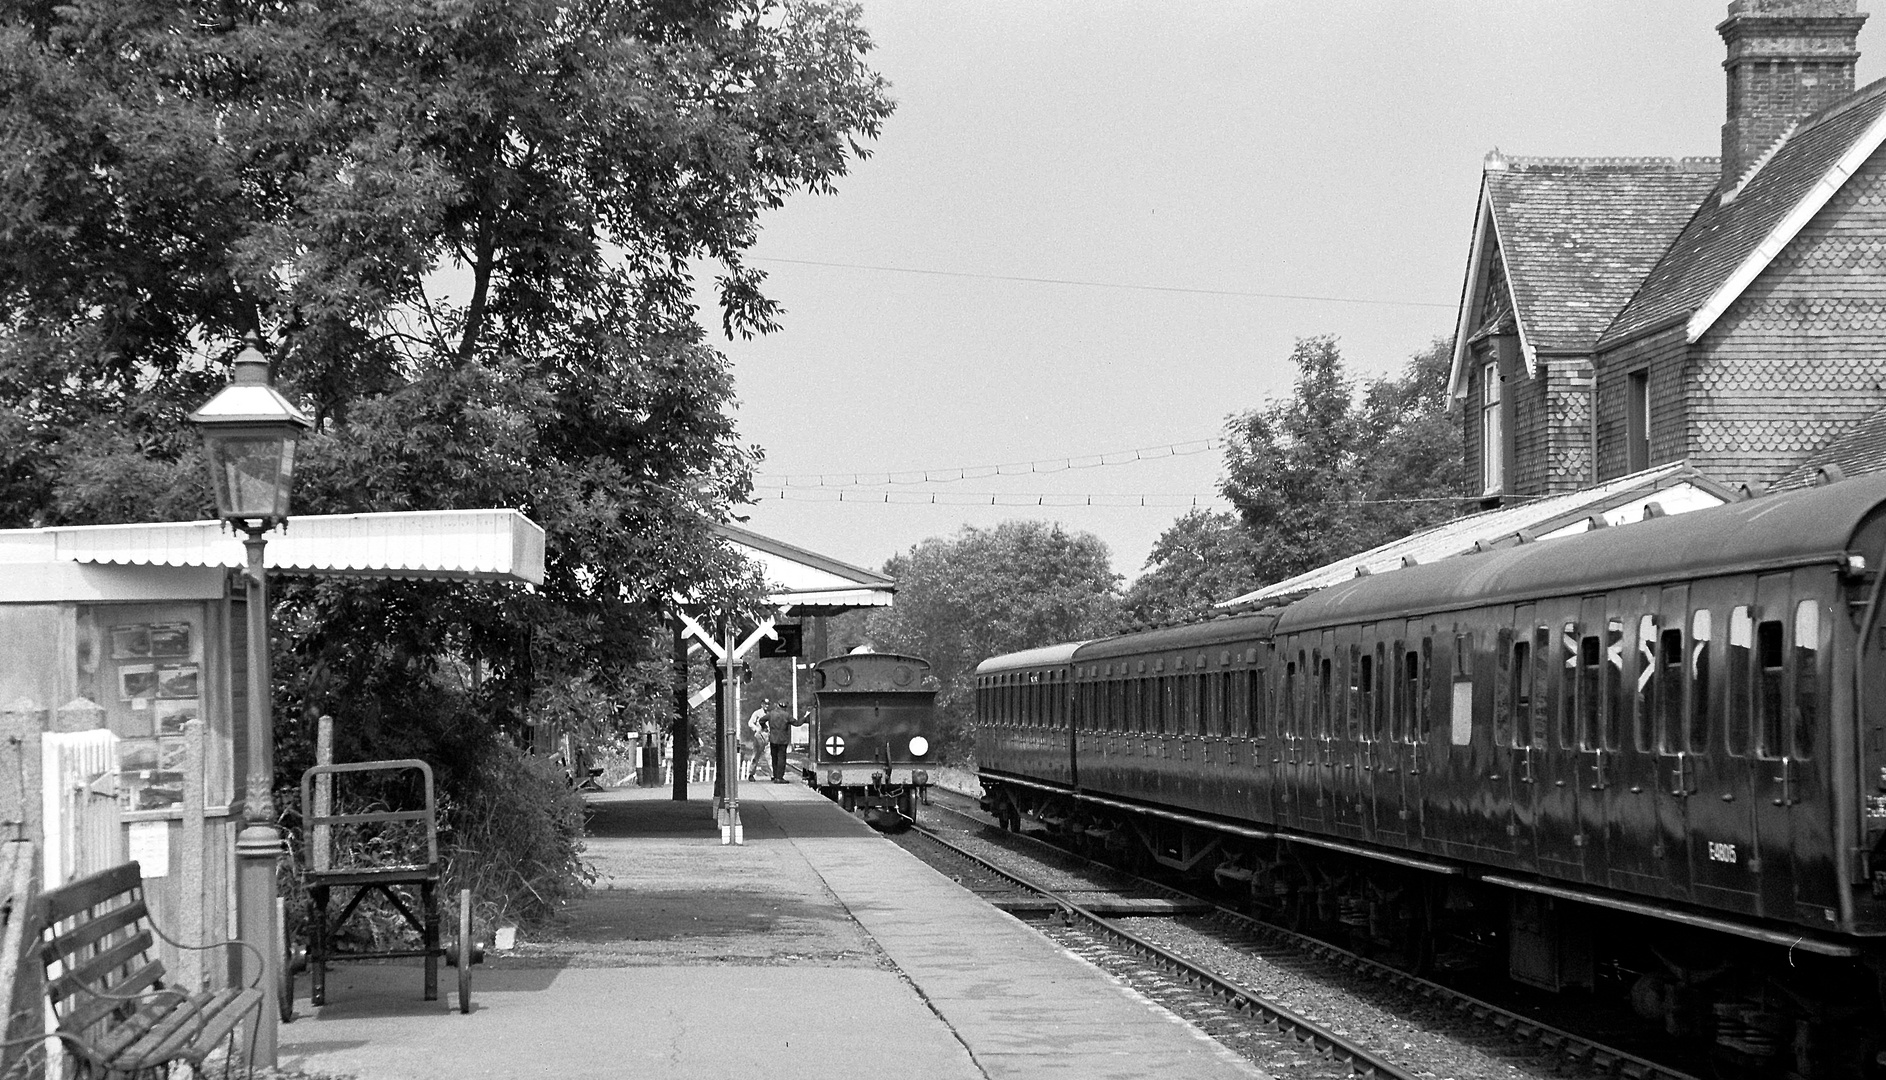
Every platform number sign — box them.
[823,735,846,758]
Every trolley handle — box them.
[300,758,439,868]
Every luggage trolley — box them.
[292,758,479,1015]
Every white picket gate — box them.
[41,730,123,887]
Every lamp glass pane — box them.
[209,436,290,519]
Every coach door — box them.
[1330,629,1365,837]
[1751,577,1839,922]
[1683,589,1757,911]
[1602,589,1674,896]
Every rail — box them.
[910,821,1414,1080]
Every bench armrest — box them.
[145,920,265,991]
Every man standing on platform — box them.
[769,700,792,782]
[745,699,771,781]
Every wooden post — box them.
[172,718,206,990]
[0,699,46,848]
[312,715,333,871]
[671,619,689,801]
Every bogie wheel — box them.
[456,887,473,1014]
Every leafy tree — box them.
[864,521,1121,761]
[1218,335,1466,593]
[1120,509,1263,625]
[1,0,891,916]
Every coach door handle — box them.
[1772,756,1796,806]
[1587,748,1609,790]
[1521,746,1536,785]
[1669,752,1693,797]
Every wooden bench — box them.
[33,862,263,1078]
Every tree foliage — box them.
[1217,335,1467,593]
[862,521,1121,761]
[1119,509,1263,625]
[1,0,892,906]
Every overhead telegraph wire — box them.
[754,437,1225,487]
[753,257,1455,310]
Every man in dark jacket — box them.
[768,701,792,782]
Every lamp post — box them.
[188,336,312,1065]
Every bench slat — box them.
[49,929,156,1002]
[44,898,148,964]
[61,959,166,1034]
[33,863,144,927]
[111,988,260,1069]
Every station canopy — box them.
[1217,462,1737,609]
[713,523,893,615]
[0,509,545,585]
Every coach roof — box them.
[1275,471,1886,634]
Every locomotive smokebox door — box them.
[811,651,938,828]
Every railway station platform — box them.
[276,778,1265,1080]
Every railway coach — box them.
[976,472,1886,1079]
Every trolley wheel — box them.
[456,887,473,1014]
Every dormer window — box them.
[1482,359,1504,495]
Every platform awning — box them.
[0,509,545,585]
[1216,463,1738,609]
[713,523,893,614]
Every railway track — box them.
[903,791,1702,1080]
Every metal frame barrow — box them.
[290,758,479,1016]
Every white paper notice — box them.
[128,821,169,877]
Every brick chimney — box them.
[1719,0,1868,184]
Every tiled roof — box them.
[1214,463,1737,609]
[1485,158,1718,354]
[1601,77,1886,348]
[1769,404,1886,491]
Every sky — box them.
[704,1,1884,582]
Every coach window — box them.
[1635,615,1658,753]
[1604,619,1625,750]
[1249,669,1267,738]
[1794,600,1819,758]
[1372,643,1388,741]
[1283,659,1299,739]
[1727,607,1752,756]
[1317,653,1333,740]
[1510,633,1531,748]
[1224,670,1236,736]
[1418,637,1434,740]
[1557,623,1578,749]
[1689,610,1712,753]
[1757,619,1785,756]
[1532,628,1551,747]
[1348,645,1364,739]
[1658,626,1685,752]
[1214,670,1229,738]
[1390,644,1407,742]
[1579,634,1602,749]
[1495,628,1515,747]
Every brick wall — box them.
[1542,356,1595,492]
[1690,148,1886,486]
[1595,327,1687,480]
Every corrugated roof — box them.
[0,509,545,584]
[1601,77,1886,347]
[1486,157,1719,354]
[1214,463,1735,609]
[1771,403,1886,490]
[712,523,895,613]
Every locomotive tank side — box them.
[810,652,939,827]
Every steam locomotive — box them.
[807,651,939,828]
[977,472,1886,1079]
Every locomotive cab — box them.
[809,651,939,828]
